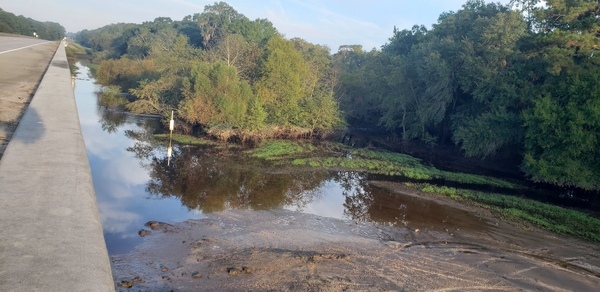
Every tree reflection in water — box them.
[335,171,374,222]
[99,109,128,134]
[124,129,487,232]
[128,141,331,213]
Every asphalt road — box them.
[0,36,58,158]
[0,35,51,54]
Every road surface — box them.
[0,35,59,159]
[0,35,51,55]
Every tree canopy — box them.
[77,0,600,190]
[81,2,342,141]
[332,0,600,189]
[0,7,65,40]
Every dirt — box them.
[111,181,600,291]
[0,40,59,159]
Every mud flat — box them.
[111,184,600,291]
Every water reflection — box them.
[136,142,487,232]
[141,145,328,213]
[99,109,127,134]
[75,62,488,255]
[75,64,199,255]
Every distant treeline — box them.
[0,7,65,40]
[75,0,600,190]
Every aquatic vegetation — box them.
[275,142,518,189]
[419,184,600,242]
[154,134,213,145]
[246,140,314,160]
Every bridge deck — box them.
[0,43,114,291]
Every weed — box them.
[419,184,600,242]
[154,134,213,145]
[246,140,310,160]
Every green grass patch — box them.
[246,140,314,160]
[419,184,600,242]
[154,134,213,145]
[248,141,596,241]
[288,146,517,189]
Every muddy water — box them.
[73,63,488,255]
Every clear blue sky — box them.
[1,0,510,51]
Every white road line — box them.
[0,41,52,55]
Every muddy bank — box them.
[112,186,600,291]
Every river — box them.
[73,63,488,255]
[73,63,600,291]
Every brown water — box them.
[74,64,488,255]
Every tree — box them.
[205,34,261,82]
[333,45,382,128]
[179,61,254,129]
[255,36,308,126]
[0,9,65,40]
[375,23,454,142]
[197,2,246,48]
[426,1,528,156]
[523,69,600,189]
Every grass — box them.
[154,134,214,145]
[147,136,600,242]
[273,142,518,189]
[419,184,600,242]
[246,140,314,160]
[246,140,600,241]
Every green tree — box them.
[255,36,307,126]
[0,9,65,39]
[333,45,382,128]
[518,0,600,189]
[523,69,600,189]
[379,25,452,141]
[179,61,253,129]
[448,6,527,157]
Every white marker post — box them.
[167,111,174,166]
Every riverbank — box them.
[154,136,600,243]
[112,187,600,291]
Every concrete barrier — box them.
[0,43,114,291]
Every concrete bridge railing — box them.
[0,43,114,291]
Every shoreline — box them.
[111,188,600,291]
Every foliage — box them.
[77,0,600,189]
[96,58,156,90]
[0,8,65,40]
[154,134,214,145]
[99,85,128,108]
[76,2,341,141]
[420,184,600,242]
[246,140,313,160]
[179,61,253,128]
[332,0,600,190]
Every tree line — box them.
[334,0,599,190]
[0,7,65,40]
[75,0,599,190]
[75,2,342,142]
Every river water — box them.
[73,63,486,255]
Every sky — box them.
[1,0,510,51]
